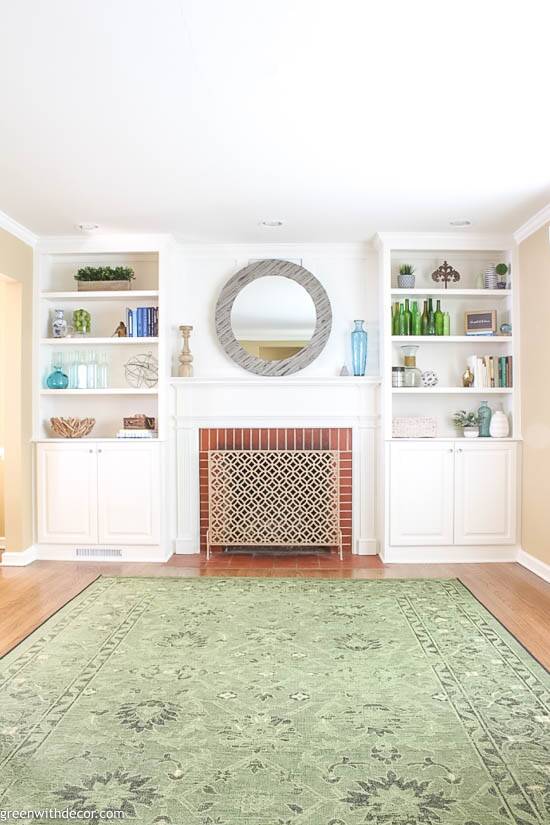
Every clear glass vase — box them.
[351,320,368,376]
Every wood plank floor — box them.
[1,554,549,668]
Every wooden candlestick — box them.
[178,325,194,377]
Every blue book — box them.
[137,307,144,337]
[126,308,134,337]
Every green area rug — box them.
[1,577,549,824]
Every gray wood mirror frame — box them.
[215,259,332,376]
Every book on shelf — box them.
[116,429,156,439]
[467,355,513,388]
[126,307,158,337]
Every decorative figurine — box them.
[51,309,69,338]
[112,321,127,337]
[462,367,474,387]
[431,260,460,289]
[178,325,194,377]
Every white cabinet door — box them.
[454,442,517,545]
[37,443,98,544]
[390,442,454,546]
[97,444,160,545]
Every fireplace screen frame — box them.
[206,449,342,559]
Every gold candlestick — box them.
[178,325,194,377]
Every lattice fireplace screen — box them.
[207,450,342,559]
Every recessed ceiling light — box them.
[75,222,99,232]
[259,219,284,228]
[449,219,472,227]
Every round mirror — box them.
[231,276,316,361]
[215,259,332,376]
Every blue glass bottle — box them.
[351,320,368,376]
[478,400,492,437]
[46,365,69,389]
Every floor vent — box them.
[75,547,123,559]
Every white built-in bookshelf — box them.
[34,243,168,440]
[376,235,519,441]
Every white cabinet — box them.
[454,442,517,545]
[390,441,518,547]
[37,443,98,544]
[390,442,454,546]
[37,442,160,546]
[97,444,160,544]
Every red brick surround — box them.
[199,428,352,556]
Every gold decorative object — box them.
[462,367,475,387]
[112,321,127,337]
[431,260,460,289]
[178,325,194,377]
[50,417,96,438]
[206,450,342,560]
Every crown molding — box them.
[0,209,38,247]
[374,232,513,251]
[514,203,550,244]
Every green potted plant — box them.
[74,266,135,292]
[453,410,479,438]
[398,263,415,289]
[495,262,509,289]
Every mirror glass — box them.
[231,276,317,361]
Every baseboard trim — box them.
[175,538,200,555]
[383,546,518,564]
[33,544,172,563]
[517,549,550,583]
[1,545,38,566]
[355,539,378,556]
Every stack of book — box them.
[466,355,513,388]
[116,429,156,439]
[126,307,159,337]
[116,414,157,439]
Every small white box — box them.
[392,416,437,438]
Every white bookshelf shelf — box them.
[391,336,512,344]
[41,337,159,345]
[390,288,511,297]
[40,290,159,301]
[392,387,513,395]
[40,388,158,396]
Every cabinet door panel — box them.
[97,445,160,545]
[454,443,517,544]
[390,442,454,546]
[37,444,98,544]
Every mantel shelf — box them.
[40,388,158,396]
[391,336,512,344]
[41,337,158,345]
[169,376,382,386]
[392,387,513,395]
[391,288,511,297]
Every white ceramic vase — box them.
[489,410,509,438]
[463,427,479,439]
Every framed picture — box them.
[464,309,497,335]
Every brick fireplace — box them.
[199,428,352,556]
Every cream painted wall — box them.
[0,228,34,554]
[519,221,550,565]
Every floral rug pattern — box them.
[0,576,549,823]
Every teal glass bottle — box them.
[434,300,444,335]
[351,320,368,376]
[46,365,69,390]
[478,400,492,437]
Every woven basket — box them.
[392,416,437,438]
[50,417,96,438]
[77,280,131,292]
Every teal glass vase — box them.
[46,366,69,390]
[478,400,492,437]
[351,320,368,376]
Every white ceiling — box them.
[0,0,548,241]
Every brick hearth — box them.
[199,428,352,555]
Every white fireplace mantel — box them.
[169,376,381,556]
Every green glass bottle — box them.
[398,303,406,335]
[443,311,450,336]
[421,300,429,335]
[427,297,436,335]
[404,299,411,336]
[411,301,421,335]
[392,302,399,335]
[434,299,444,335]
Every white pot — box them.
[463,427,479,438]
[489,410,510,438]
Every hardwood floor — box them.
[1,554,549,668]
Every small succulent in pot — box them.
[398,263,416,289]
[453,410,479,438]
[495,262,509,289]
